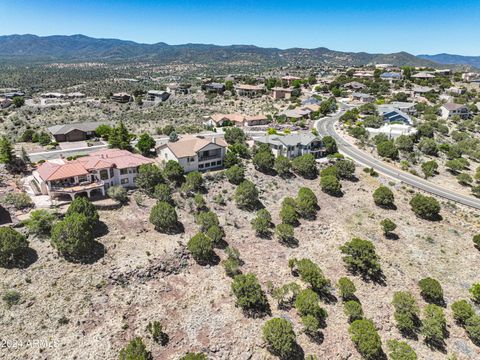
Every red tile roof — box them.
[36,149,153,181]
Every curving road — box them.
[316,107,480,210]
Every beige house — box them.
[156,135,227,173]
[234,84,265,97]
[271,87,293,100]
[441,103,470,119]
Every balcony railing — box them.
[50,180,104,193]
[198,154,222,162]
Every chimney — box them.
[212,137,216,144]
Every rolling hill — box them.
[418,53,480,69]
[0,34,459,69]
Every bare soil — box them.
[1,164,480,360]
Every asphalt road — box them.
[316,108,480,210]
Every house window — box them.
[216,161,222,166]
[121,178,129,184]
[99,169,109,180]
[109,168,114,177]
[120,168,128,175]
[199,164,204,169]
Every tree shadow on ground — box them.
[214,238,229,250]
[307,331,325,345]
[4,247,38,269]
[154,221,185,235]
[66,240,106,265]
[386,232,399,240]
[93,220,109,238]
[379,203,398,211]
[242,302,271,319]
[195,252,220,267]
[279,237,299,248]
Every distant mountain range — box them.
[418,53,480,69]
[0,34,476,70]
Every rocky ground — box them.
[1,163,480,360]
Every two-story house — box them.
[253,133,325,159]
[32,149,153,200]
[441,103,470,119]
[156,135,227,172]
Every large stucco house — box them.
[31,149,153,200]
[156,135,228,173]
[253,133,326,159]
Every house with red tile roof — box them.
[32,149,153,200]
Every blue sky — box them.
[1,0,479,55]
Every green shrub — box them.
[234,180,259,209]
[23,209,58,237]
[222,247,242,277]
[323,135,338,154]
[340,238,381,279]
[135,164,164,195]
[146,321,168,345]
[275,223,295,244]
[2,290,21,309]
[451,300,475,325]
[231,273,268,313]
[295,289,327,322]
[387,340,417,360]
[421,304,446,346]
[320,165,339,178]
[66,196,99,224]
[225,165,245,184]
[253,147,275,173]
[153,183,173,204]
[196,211,219,232]
[0,227,29,266]
[163,160,185,185]
[409,194,440,220]
[337,277,356,301]
[373,186,394,208]
[465,315,480,345]
[251,208,272,237]
[320,175,342,195]
[193,193,206,212]
[335,159,356,179]
[187,233,213,264]
[206,225,224,245]
[301,314,320,335]
[274,156,291,176]
[149,201,178,233]
[392,291,419,334]
[291,154,317,179]
[289,258,331,295]
[380,218,396,235]
[107,185,128,203]
[1,192,33,210]
[182,171,203,193]
[280,199,298,226]
[262,318,296,358]
[418,278,444,305]
[473,234,480,250]
[344,300,363,323]
[377,140,398,159]
[272,282,301,309]
[296,187,318,219]
[348,319,383,360]
[469,283,480,303]
[50,213,94,258]
[118,337,152,360]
